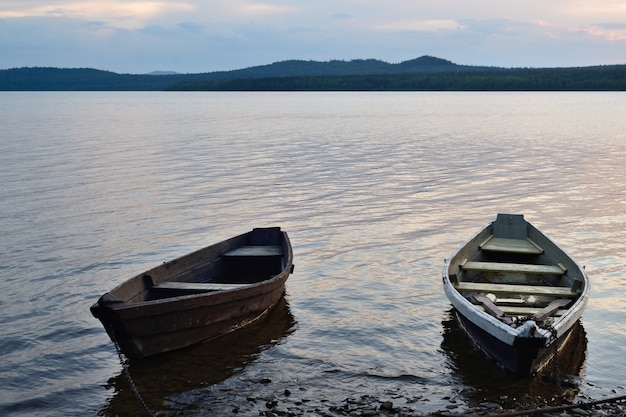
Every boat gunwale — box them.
[93,229,293,313]
[102,272,290,317]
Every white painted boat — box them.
[442,214,590,376]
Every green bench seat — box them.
[479,236,544,255]
[462,260,566,275]
[153,282,249,291]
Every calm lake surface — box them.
[1,92,625,416]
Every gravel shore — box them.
[174,387,626,417]
[243,392,626,417]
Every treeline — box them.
[0,56,480,91]
[200,56,491,79]
[168,67,626,91]
[0,67,205,91]
[1,57,625,91]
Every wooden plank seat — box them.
[455,281,578,297]
[153,282,249,291]
[224,246,282,257]
[495,305,567,318]
[473,297,570,322]
[462,260,566,275]
[479,236,543,255]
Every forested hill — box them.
[1,56,625,91]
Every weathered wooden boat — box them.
[91,227,293,358]
[442,214,589,376]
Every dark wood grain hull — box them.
[91,227,293,358]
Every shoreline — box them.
[157,385,626,416]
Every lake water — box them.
[1,92,625,416]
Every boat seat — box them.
[479,236,543,255]
[474,298,570,322]
[494,305,567,318]
[224,246,282,257]
[153,282,249,291]
[461,260,566,275]
[455,281,578,297]
[474,303,568,321]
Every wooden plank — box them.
[454,281,578,297]
[479,305,566,317]
[153,282,249,291]
[480,236,543,255]
[473,295,513,324]
[462,261,565,275]
[532,298,571,321]
[224,246,282,257]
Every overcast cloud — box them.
[1,1,626,73]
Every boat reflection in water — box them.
[440,308,588,408]
[100,296,295,417]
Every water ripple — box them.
[1,92,626,416]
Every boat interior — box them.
[94,229,290,305]
[140,244,286,301]
[449,214,584,326]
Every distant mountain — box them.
[1,56,625,91]
[0,67,178,91]
[0,56,490,90]
[201,56,487,81]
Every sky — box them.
[1,1,626,74]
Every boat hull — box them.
[91,227,293,358]
[455,309,572,376]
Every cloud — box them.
[581,27,626,41]
[597,22,626,30]
[373,19,464,33]
[1,1,626,72]
[235,3,298,16]
[0,1,195,29]
[332,13,355,21]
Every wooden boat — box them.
[91,227,293,358]
[442,214,589,376]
